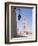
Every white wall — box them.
[0,0,38,46]
[37,4,38,42]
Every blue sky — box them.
[15,8,32,32]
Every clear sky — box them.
[15,8,32,32]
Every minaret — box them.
[22,16,27,34]
[22,16,32,35]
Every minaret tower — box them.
[22,16,27,34]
